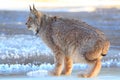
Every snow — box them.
[1,67,120,80]
[0,35,52,58]
[0,62,119,75]
[0,63,86,75]
[27,70,48,77]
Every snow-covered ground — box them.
[0,68,120,80]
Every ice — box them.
[0,62,120,75]
[0,34,52,57]
[27,70,48,77]
[0,63,51,75]
[0,63,86,75]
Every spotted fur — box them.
[25,5,110,78]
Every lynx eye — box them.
[28,17,32,21]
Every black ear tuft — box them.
[33,4,37,11]
[29,5,32,11]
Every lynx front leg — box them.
[79,59,101,78]
[50,53,64,76]
[63,56,73,75]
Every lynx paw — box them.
[78,74,90,78]
[62,71,71,76]
[48,71,60,76]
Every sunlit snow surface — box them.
[0,34,51,57]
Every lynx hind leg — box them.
[62,56,73,75]
[85,47,102,61]
[85,40,110,61]
[78,59,101,78]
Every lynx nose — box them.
[25,23,27,25]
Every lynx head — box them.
[25,5,43,34]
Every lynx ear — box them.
[33,4,38,12]
[29,5,41,18]
[29,5,32,11]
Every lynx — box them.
[25,5,110,78]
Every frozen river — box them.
[0,8,120,79]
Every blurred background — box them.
[0,0,120,11]
[0,0,120,76]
